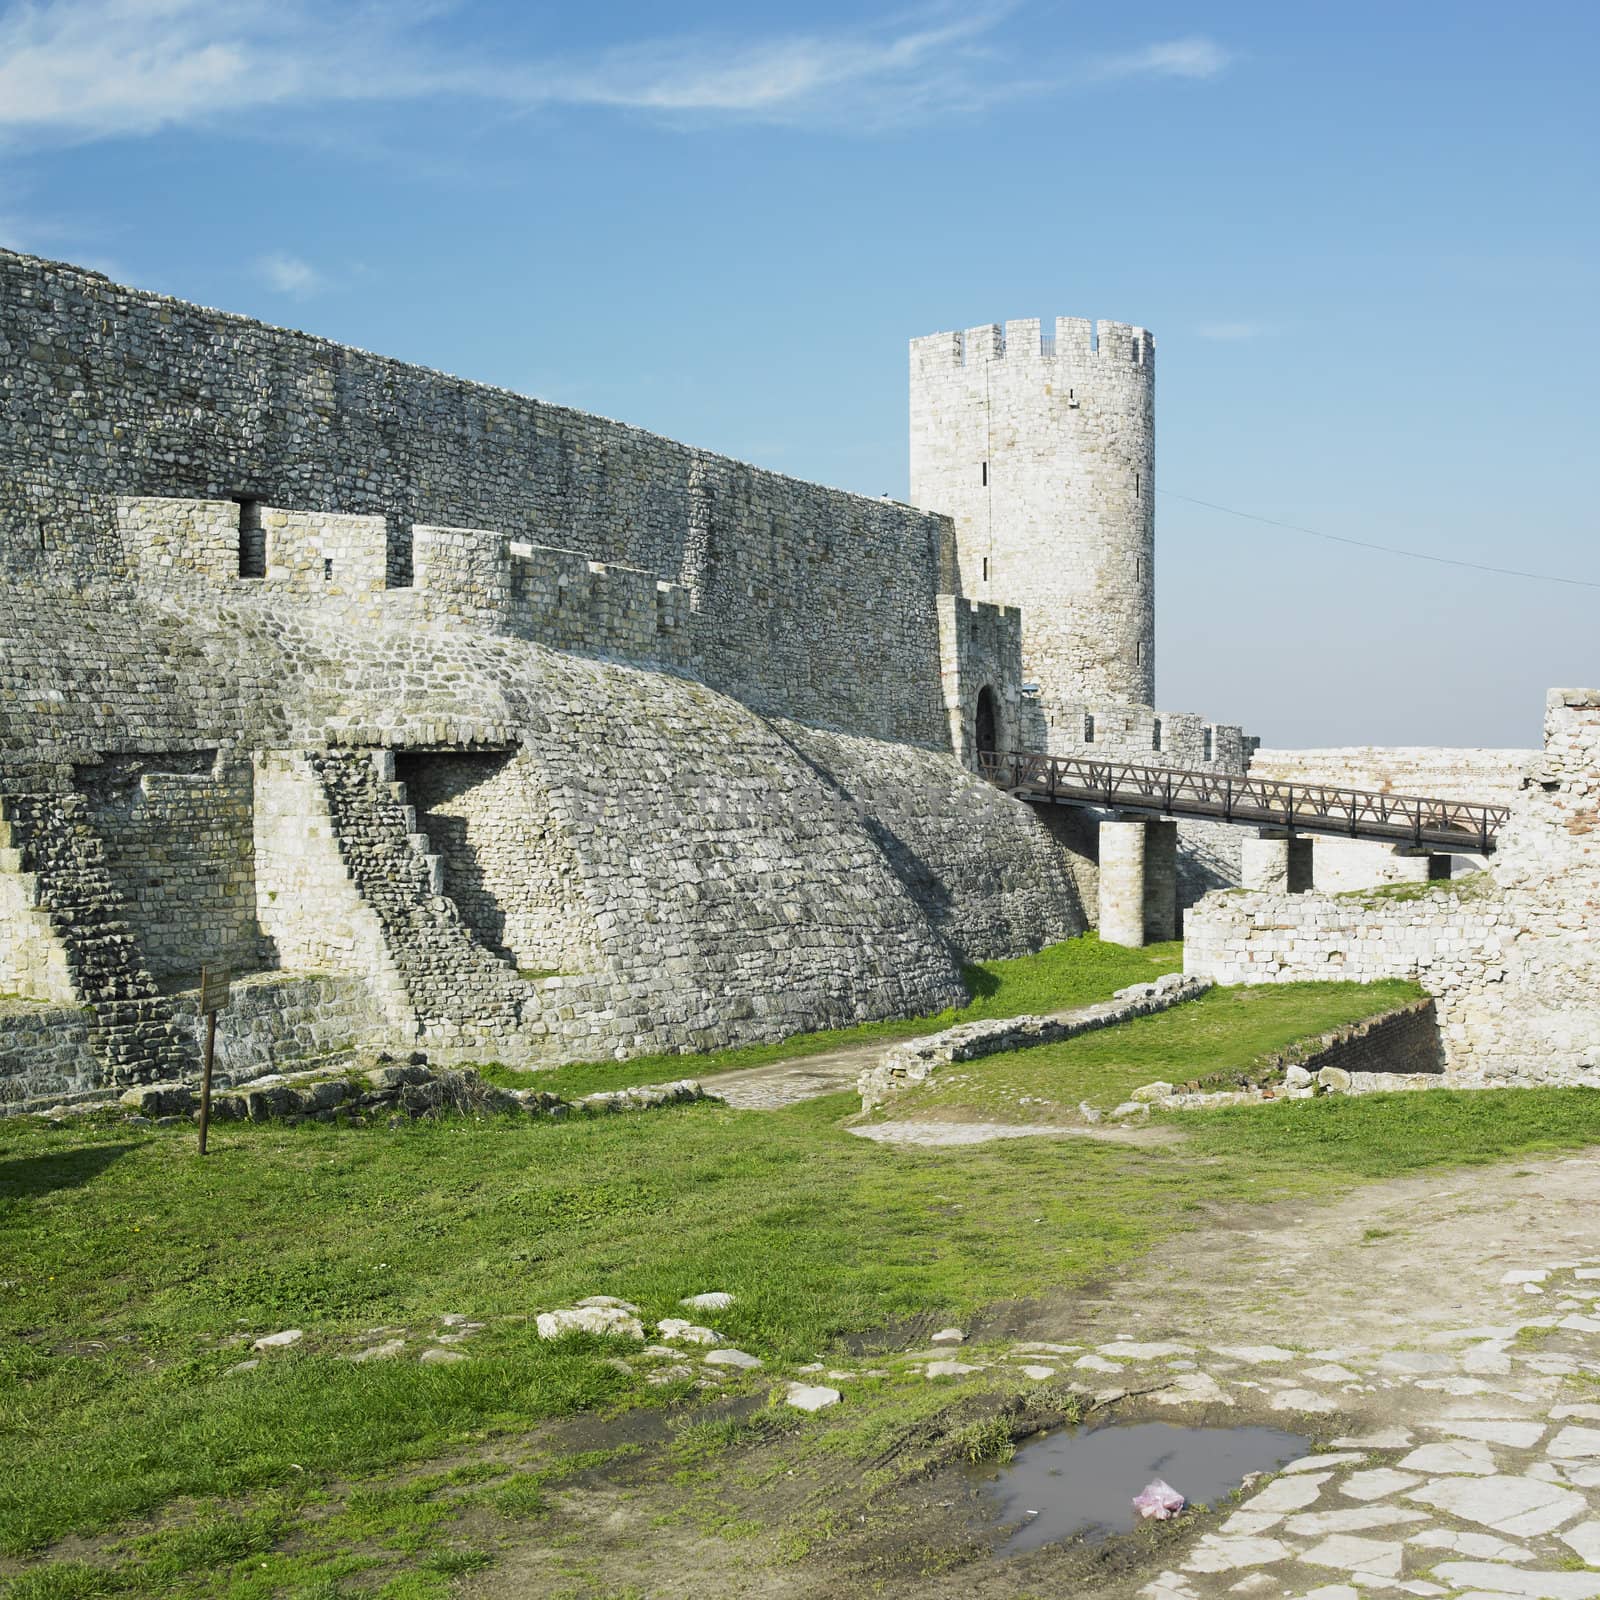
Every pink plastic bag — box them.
[1132,1478,1185,1519]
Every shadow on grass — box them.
[0,1141,137,1199]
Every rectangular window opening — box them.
[982,556,990,583]
[980,461,988,487]
[1084,713,1096,743]
[323,557,334,581]
[1203,726,1215,762]
[1136,640,1145,666]
[1134,472,1141,499]
[236,498,265,579]
[1152,717,1163,752]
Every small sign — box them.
[199,966,232,1015]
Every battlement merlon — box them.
[1039,699,1254,775]
[118,495,695,668]
[909,318,1155,373]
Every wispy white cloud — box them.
[1095,36,1232,81]
[260,252,324,296]
[1195,321,1275,342]
[0,2,1231,144]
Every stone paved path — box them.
[701,1042,891,1109]
[1029,1152,1600,1599]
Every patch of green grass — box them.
[476,934,1184,1097]
[1336,869,1494,905]
[1184,1084,1600,1176]
[884,979,1424,1120]
[7,1048,1600,1586]
[950,1416,1016,1465]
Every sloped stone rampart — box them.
[856,972,1207,1110]
[0,568,1077,1083]
[775,720,1087,960]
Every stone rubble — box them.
[856,974,1208,1110]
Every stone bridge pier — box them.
[1240,830,1316,894]
[1240,832,1455,895]
[1098,817,1177,947]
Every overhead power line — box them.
[1158,488,1600,591]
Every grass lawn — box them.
[5,936,1597,1599]
[873,978,1425,1122]
[477,933,1185,1098]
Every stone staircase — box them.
[0,794,192,1083]
[306,752,526,1043]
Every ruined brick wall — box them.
[1276,999,1443,1079]
[1186,690,1600,1085]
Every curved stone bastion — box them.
[0,548,1084,1107]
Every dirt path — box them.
[696,1042,880,1108]
[469,1147,1600,1600]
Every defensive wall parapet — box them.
[119,495,699,670]
[1030,699,1254,774]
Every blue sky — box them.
[1,1,1594,748]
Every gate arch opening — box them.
[975,685,999,762]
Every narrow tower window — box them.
[1136,640,1145,666]
[982,557,990,583]
[323,558,334,581]
[1203,726,1215,762]
[236,498,265,578]
[1084,713,1096,744]
[1153,717,1163,752]
[980,461,988,486]
[1134,472,1141,499]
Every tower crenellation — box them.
[909,315,1156,718]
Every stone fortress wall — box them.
[0,247,1577,1105]
[0,249,1094,1107]
[2,248,957,749]
[1186,690,1600,1085]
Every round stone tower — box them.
[909,316,1155,711]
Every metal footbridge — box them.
[979,751,1511,854]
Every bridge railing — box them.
[978,751,1511,853]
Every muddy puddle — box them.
[974,1420,1308,1557]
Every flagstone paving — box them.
[1106,1255,1600,1597]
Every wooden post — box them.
[198,1008,217,1156]
[196,965,230,1157]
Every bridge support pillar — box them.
[1392,845,1454,882]
[1241,832,1315,894]
[1099,818,1177,947]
